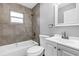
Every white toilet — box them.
[27,35,49,56]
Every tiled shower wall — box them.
[32,4,40,43]
[0,3,33,46]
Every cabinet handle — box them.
[58,49,61,51]
[54,47,56,49]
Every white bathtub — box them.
[0,40,38,56]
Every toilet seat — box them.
[27,46,44,56]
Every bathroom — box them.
[0,2,79,56]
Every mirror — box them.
[55,3,77,26]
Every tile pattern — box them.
[32,4,40,44]
[0,3,33,46]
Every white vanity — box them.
[45,36,79,56]
[44,3,79,56]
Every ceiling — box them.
[19,3,37,9]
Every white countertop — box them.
[46,36,79,50]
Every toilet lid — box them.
[27,46,44,54]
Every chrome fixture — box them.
[61,31,69,39]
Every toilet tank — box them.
[39,35,49,48]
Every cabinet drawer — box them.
[58,44,79,56]
[62,50,75,56]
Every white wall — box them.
[39,3,79,37]
[40,3,55,35]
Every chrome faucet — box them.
[62,32,69,39]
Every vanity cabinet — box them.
[57,44,78,56]
[45,39,79,56]
[58,49,75,56]
[61,50,75,56]
[58,44,79,56]
[45,40,57,56]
